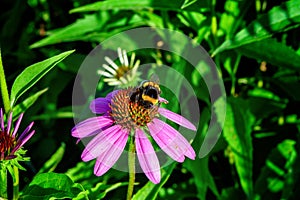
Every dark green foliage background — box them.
[1,0,300,199]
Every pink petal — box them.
[105,90,119,100]
[72,116,113,138]
[0,108,4,131]
[135,128,161,184]
[90,98,111,114]
[12,130,35,154]
[12,113,24,137]
[94,129,129,176]
[158,108,197,131]
[7,112,13,133]
[81,125,126,162]
[148,118,195,162]
[17,122,34,142]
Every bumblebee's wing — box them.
[149,73,160,85]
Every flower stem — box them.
[126,136,135,200]
[0,50,11,113]
[0,165,8,199]
[12,166,19,200]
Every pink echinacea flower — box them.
[72,89,196,184]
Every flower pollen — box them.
[110,89,158,130]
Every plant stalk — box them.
[126,136,135,200]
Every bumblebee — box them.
[130,80,161,109]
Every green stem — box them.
[0,165,8,199]
[12,166,19,200]
[0,50,11,113]
[126,136,135,200]
[230,54,242,95]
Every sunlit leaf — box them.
[10,50,75,106]
[237,38,300,71]
[20,172,85,200]
[70,0,210,13]
[30,15,100,48]
[12,88,48,119]
[213,0,300,55]
[223,97,255,197]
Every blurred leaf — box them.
[20,172,85,200]
[223,97,255,198]
[38,143,66,174]
[132,163,176,200]
[181,0,198,9]
[12,88,48,119]
[185,157,219,199]
[10,50,75,106]
[213,0,300,55]
[220,187,246,200]
[32,107,74,120]
[236,38,300,71]
[70,0,210,13]
[254,139,297,199]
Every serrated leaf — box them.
[213,0,300,55]
[10,50,75,106]
[12,88,48,119]
[70,0,210,13]
[20,172,85,200]
[236,38,300,71]
[132,163,176,200]
[223,97,255,198]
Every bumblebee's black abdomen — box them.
[144,87,158,99]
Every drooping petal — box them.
[148,118,195,162]
[135,128,161,184]
[72,116,113,138]
[94,129,129,176]
[81,125,126,162]
[158,108,196,131]
[90,98,111,114]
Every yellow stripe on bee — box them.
[142,82,161,93]
[142,94,158,104]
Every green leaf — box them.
[185,157,219,199]
[20,172,85,200]
[38,143,65,174]
[132,163,176,200]
[30,15,100,48]
[10,50,75,106]
[236,38,300,71]
[12,88,48,119]
[70,0,210,13]
[213,0,300,55]
[254,140,297,199]
[223,97,255,198]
